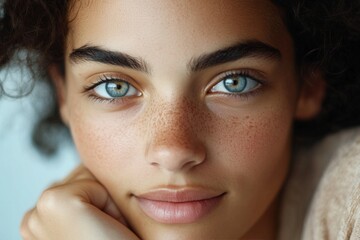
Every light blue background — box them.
[0,70,79,240]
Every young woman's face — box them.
[58,0,319,238]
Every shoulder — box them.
[279,127,360,240]
[302,127,360,240]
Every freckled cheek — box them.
[212,112,292,186]
[68,111,143,190]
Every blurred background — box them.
[0,68,79,240]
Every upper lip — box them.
[136,188,225,203]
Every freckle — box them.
[141,96,211,148]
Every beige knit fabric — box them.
[279,128,360,240]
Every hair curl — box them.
[1,0,360,154]
[0,0,69,154]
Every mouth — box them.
[134,188,226,224]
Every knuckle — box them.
[27,214,38,234]
[37,188,63,213]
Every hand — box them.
[20,165,139,240]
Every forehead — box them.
[66,0,290,62]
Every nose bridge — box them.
[152,98,194,145]
[145,97,206,172]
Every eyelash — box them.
[83,69,266,104]
[83,75,136,104]
[209,69,265,99]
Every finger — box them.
[20,209,34,240]
[23,178,133,239]
[20,208,40,240]
[45,166,125,222]
[41,166,128,226]
[38,180,111,215]
[52,179,127,224]
[66,169,128,225]
[103,195,128,225]
[73,180,129,226]
[69,175,128,225]
[67,179,112,210]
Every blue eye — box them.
[211,74,260,94]
[94,79,140,99]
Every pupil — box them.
[106,81,129,97]
[224,76,246,92]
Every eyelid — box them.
[83,73,137,91]
[218,69,265,82]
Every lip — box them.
[135,188,225,224]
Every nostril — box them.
[150,162,160,167]
[182,159,201,170]
[146,144,206,173]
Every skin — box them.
[21,0,325,239]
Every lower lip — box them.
[136,195,223,224]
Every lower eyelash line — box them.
[209,83,264,101]
[86,93,126,104]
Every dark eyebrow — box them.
[188,40,281,72]
[69,45,150,73]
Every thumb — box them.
[102,192,128,225]
[70,180,138,239]
[70,179,128,226]
[59,165,127,225]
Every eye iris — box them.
[105,81,129,97]
[224,76,247,92]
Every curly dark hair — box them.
[0,0,360,154]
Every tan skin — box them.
[21,0,325,239]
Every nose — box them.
[145,100,206,173]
